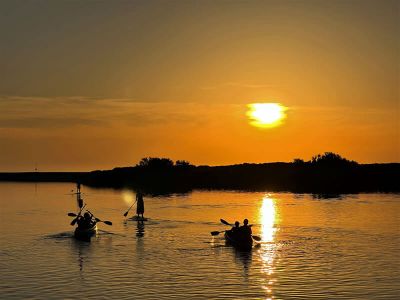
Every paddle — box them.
[78,198,83,209]
[220,218,262,241]
[123,199,137,217]
[70,204,86,226]
[220,218,231,226]
[252,235,262,241]
[86,210,113,226]
[94,218,112,226]
[210,230,225,236]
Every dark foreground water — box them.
[1,183,399,299]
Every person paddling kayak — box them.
[77,212,96,230]
[136,191,145,219]
[225,219,253,250]
[75,211,97,241]
[231,221,240,234]
[240,219,252,236]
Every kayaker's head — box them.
[84,212,91,219]
[235,221,240,227]
[243,219,249,225]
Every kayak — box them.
[74,223,97,242]
[224,230,253,250]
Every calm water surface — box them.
[1,183,399,299]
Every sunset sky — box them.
[1,0,399,171]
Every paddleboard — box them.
[129,216,149,222]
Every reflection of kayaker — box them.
[136,191,145,219]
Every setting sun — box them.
[247,103,287,128]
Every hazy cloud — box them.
[0,117,104,129]
[200,82,277,90]
[0,95,225,129]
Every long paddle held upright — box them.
[123,199,137,217]
[70,204,86,226]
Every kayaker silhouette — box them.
[240,219,252,236]
[231,221,240,234]
[224,219,253,250]
[77,212,94,229]
[136,191,145,220]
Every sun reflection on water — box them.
[259,195,278,298]
[261,195,277,242]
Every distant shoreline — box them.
[1,159,399,194]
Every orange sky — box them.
[0,0,399,171]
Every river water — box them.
[0,183,399,299]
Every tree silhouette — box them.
[175,160,194,168]
[309,152,358,166]
[293,158,305,165]
[137,157,174,169]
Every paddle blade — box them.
[70,218,78,226]
[103,221,112,226]
[220,219,231,226]
[211,231,221,236]
[68,213,77,217]
[252,235,261,241]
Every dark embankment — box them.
[82,162,399,194]
[1,153,399,194]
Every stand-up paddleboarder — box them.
[136,191,144,220]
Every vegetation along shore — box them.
[1,153,399,194]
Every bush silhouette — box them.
[310,152,358,166]
[137,157,174,169]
